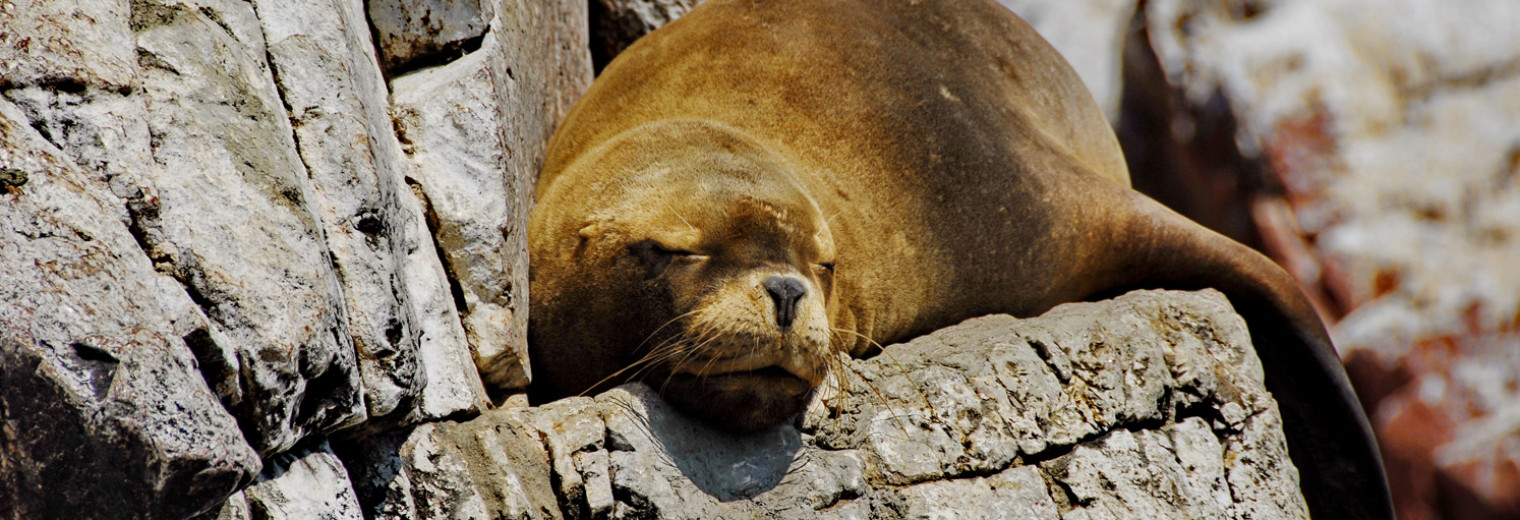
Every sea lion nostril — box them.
[763,276,807,329]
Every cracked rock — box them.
[366,0,495,76]
[131,0,367,454]
[349,290,1309,520]
[0,95,261,520]
[390,0,591,393]
[251,0,427,423]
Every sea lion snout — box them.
[763,275,807,329]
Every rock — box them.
[398,182,492,422]
[995,0,1137,121]
[196,441,367,520]
[366,0,495,76]
[0,97,261,520]
[348,290,1309,519]
[391,0,592,392]
[339,415,561,520]
[1136,1,1520,517]
[129,0,368,454]
[251,0,426,422]
[242,441,365,520]
[192,492,251,520]
[588,0,702,70]
[0,0,137,90]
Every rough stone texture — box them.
[194,442,367,520]
[346,290,1309,519]
[0,0,138,90]
[131,0,368,454]
[1134,2,1520,518]
[242,441,366,520]
[192,492,252,520]
[3,0,587,516]
[0,96,261,520]
[340,414,561,520]
[588,0,702,70]
[366,0,495,76]
[398,183,492,422]
[252,0,425,422]
[393,0,592,392]
[996,0,1136,121]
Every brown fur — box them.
[525,1,1391,518]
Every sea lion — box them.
[526,1,1392,519]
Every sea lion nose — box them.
[763,276,807,329]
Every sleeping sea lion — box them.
[524,1,1392,518]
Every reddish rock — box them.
[1132,2,1520,519]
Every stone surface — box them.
[391,0,592,392]
[131,0,367,454]
[0,96,261,520]
[339,415,561,520]
[366,0,495,75]
[3,0,587,516]
[242,441,365,520]
[347,290,1309,519]
[398,182,492,422]
[252,0,425,422]
[0,0,137,90]
[1134,1,1520,518]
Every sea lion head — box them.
[530,120,838,431]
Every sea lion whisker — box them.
[578,333,704,396]
[849,361,910,435]
[635,309,703,352]
[830,326,937,416]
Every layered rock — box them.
[2,0,587,516]
[338,290,1309,520]
[393,0,592,392]
[0,93,261,519]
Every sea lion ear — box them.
[573,216,623,258]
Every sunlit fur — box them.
[529,121,841,430]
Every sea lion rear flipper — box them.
[1101,190,1395,520]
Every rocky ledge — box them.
[190,289,1308,520]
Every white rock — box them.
[243,441,366,520]
[133,0,365,453]
[0,0,137,89]
[390,0,592,391]
[399,182,491,421]
[251,0,426,421]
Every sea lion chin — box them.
[527,119,838,430]
[658,368,817,432]
[526,1,1391,518]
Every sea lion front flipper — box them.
[1097,189,1395,520]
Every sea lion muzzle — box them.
[763,275,807,329]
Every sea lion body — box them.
[527,1,1391,518]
